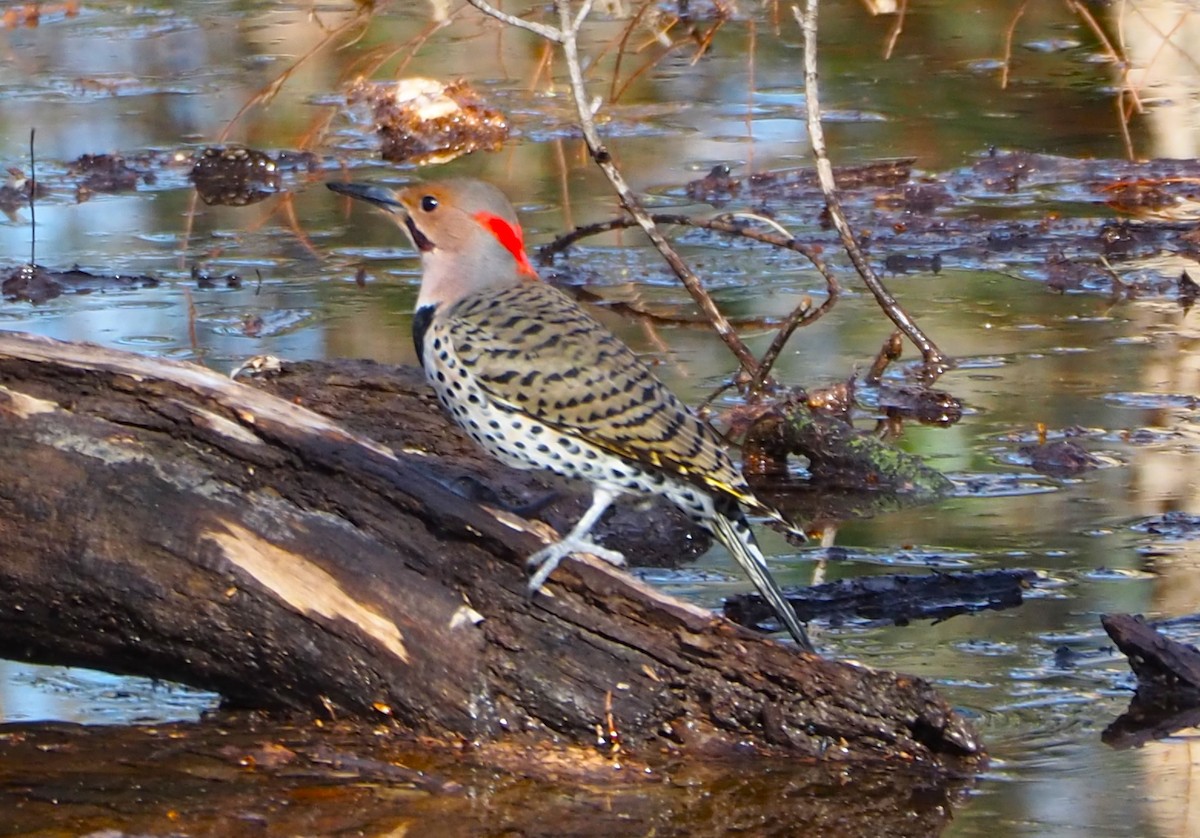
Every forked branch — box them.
[793,2,947,376]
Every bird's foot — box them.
[526,537,626,595]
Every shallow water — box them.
[3,1,1200,835]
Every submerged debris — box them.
[676,152,1200,299]
[882,252,943,274]
[192,265,243,289]
[2,264,159,303]
[190,146,283,206]
[1102,613,1200,749]
[0,167,49,214]
[69,153,155,201]
[1102,176,1200,221]
[1044,248,1107,293]
[1180,270,1199,311]
[347,77,509,165]
[686,164,741,203]
[1019,438,1102,476]
[879,385,963,427]
[2,1,79,28]
[684,159,915,206]
[741,394,954,497]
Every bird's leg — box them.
[527,487,625,594]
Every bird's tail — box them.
[710,507,815,653]
[730,489,807,544]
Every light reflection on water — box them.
[0,660,217,726]
[2,1,1200,835]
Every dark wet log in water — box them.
[727,568,1038,629]
[1102,613,1200,700]
[1101,613,1200,748]
[0,331,981,771]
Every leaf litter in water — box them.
[1,264,159,304]
[345,77,509,166]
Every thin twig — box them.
[882,0,907,60]
[611,39,685,102]
[539,210,839,394]
[569,286,756,330]
[538,212,824,272]
[1066,0,1132,100]
[218,8,371,142]
[464,0,564,42]
[27,128,36,267]
[864,330,903,385]
[571,0,596,33]
[1116,88,1135,161]
[554,0,763,372]
[792,2,947,377]
[746,19,756,146]
[1000,0,1027,90]
[609,2,651,102]
[694,212,837,394]
[746,273,837,394]
[1064,0,1143,160]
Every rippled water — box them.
[3,1,1200,835]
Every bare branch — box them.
[1000,0,1028,90]
[571,0,596,33]
[551,0,760,377]
[538,210,838,394]
[792,2,947,376]
[465,0,564,42]
[747,272,837,396]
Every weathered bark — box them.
[0,331,982,771]
[1101,612,1200,747]
[1102,613,1200,701]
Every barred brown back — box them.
[433,281,753,505]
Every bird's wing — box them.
[442,282,754,502]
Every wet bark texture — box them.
[727,568,1037,628]
[1102,613,1200,702]
[1101,613,1200,748]
[0,332,981,770]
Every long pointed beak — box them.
[327,181,404,214]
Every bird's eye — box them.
[420,195,439,212]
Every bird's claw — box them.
[526,538,626,595]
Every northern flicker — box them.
[328,178,815,653]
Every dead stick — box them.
[792,2,947,376]
[539,211,839,393]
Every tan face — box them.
[328,178,538,309]
[397,180,538,289]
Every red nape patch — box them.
[474,212,538,279]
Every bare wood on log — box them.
[0,331,981,769]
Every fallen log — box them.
[1101,613,1200,701]
[1101,612,1200,747]
[727,568,1038,629]
[0,331,981,770]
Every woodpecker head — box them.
[328,179,539,310]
